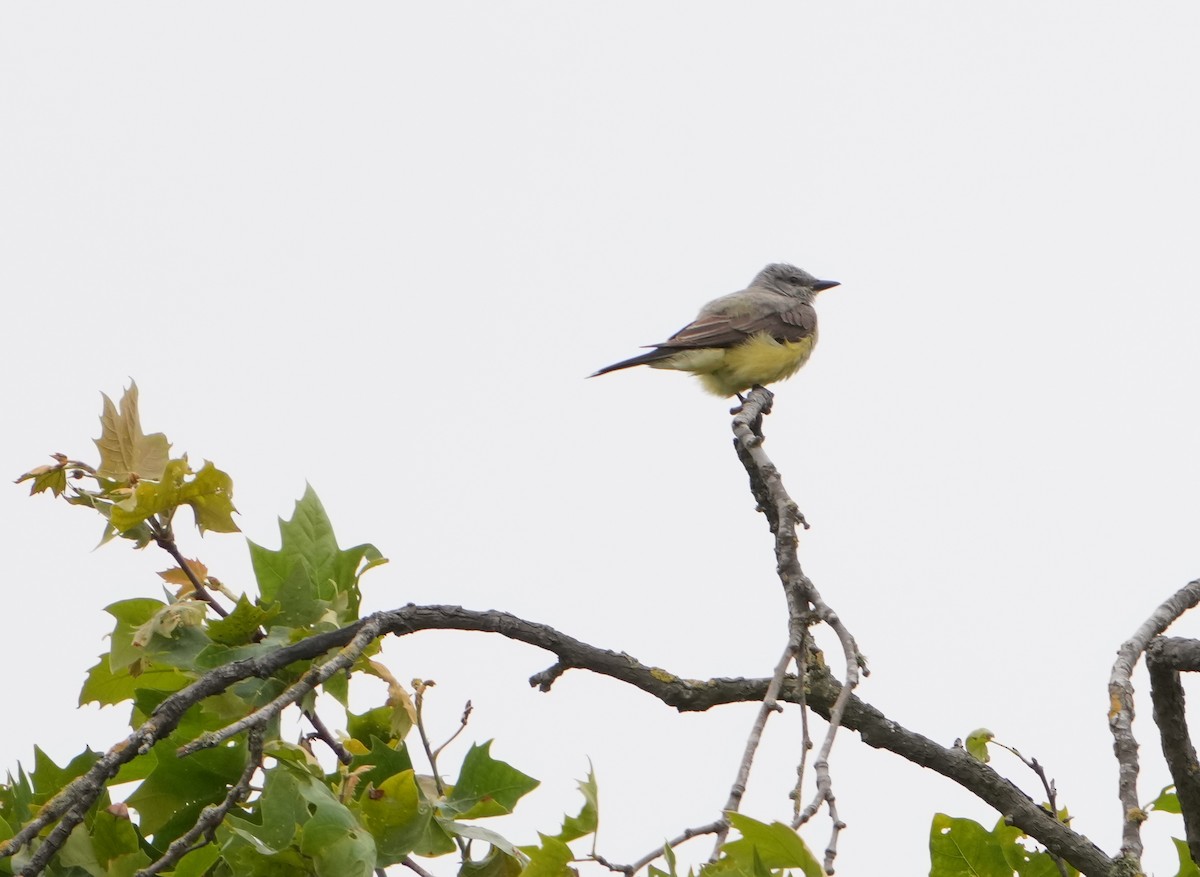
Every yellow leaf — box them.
[93,382,170,482]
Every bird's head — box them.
[754,263,840,297]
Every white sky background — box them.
[3,3,1200,874]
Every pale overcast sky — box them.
[3,4,1200,875]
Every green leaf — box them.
[14,460,68,496]
[444,741,538,819]
[965,728,994,763]
[347,707,396,748]
[1174,837,1200,877]
[323,662,350,706]
[442,820,524,859]
[125,733,247,840]
[30,747,101,805]
[929,813,1012,877]
[1151,785,1182,814]
[0,766,34,832]
[162,840,221,877]
[517,834,574,877]
[79,655,191,707]
[248,485,385,626]
[279,766,377,877]
[298,800,377,877]
[461,845,525,877]
[59,822,103,876]
[348,737,415,792]
[108,457,239,535]
[721,812,822,876]
[551,767,598,843]
[356,769,437,865]
[181,460,239,533]
[105,598,167,672]
[659,842,679,877]
[90,806,140,866]
[94,382,170,482]
[207,595,280,646]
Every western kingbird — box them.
[591,263,839,397]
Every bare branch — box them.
[711,643,796,854]
[790,635,815,821]
[434,700,474,759]
[1147,636,1200,867]
[595,820,726,876]
[304,708,353,765]
[1107,578,1200,862]
[414,681,447,798]
[1,604,1119,876]
[731,386,864,874]
[400,856,438,877]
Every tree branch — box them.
[1147,636,1200,867]
[1107,578,1200,863]
[731,386,864,874]
[1,604,1119,876]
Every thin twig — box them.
[147,518,228,618]
[400,856,438,877]
[710,643,797,855]
[135,727,264,876]
[790,632,814,822]
[304,709,352,765]
[732,386,864,874]
[413,682,446,798]
[594,820,726,876]
[434,701,473,759]
[989,744,1068,877]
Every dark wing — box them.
[590,297,817,378]
[658,300,816,350]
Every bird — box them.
[590,263,839,397]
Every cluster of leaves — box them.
[4,384,829,877]
[6,385,595,876]
[932,733,1194,877]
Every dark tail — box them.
[589,348,674,378]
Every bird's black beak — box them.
[813,279,840,292]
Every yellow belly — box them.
[651,332,818,397]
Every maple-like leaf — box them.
[94,383,170,482]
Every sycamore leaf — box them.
[356,769,429,865]
[1149,784,1181,814]
[15,457,69,496]
[94,383,170,482]
[1174,837,1200,877]
[461,845,525,877]
[516,834,574,877]
[550,767,598,843]
[180,460,239,533]
[207,595,280,646]
[364,661,418,739]
[965,728,994,763]
[108,457,239,536]
[721,813,822,876]
[929,813,1053,877]
[444,741,539,819]
[248,485,384,627]
[158,559,209,590]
